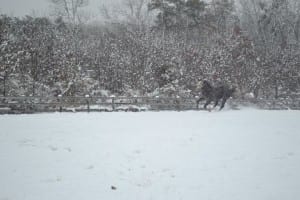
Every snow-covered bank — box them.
[0,109,300,200]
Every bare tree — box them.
[99,0,153,29]
[49,0,89,24]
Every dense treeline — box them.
[0,0,299,99]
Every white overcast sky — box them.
[0,0,119,17]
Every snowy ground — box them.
[0,109,300,200]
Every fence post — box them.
[134,95,138,106]
[111,95,115,111]
[58,94,62,112]
[155,96,159,111]
[85,95,90,113]
[195,96,199,110]
[176,96,180,111]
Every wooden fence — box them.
[0,96,300,114]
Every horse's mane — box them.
[201,80,213,96]
[202,80,213,89]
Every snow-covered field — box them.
[1,109,300,200]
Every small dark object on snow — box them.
[196,80,235,110]
[111,186,117,190]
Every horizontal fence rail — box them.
[0,96,300,114]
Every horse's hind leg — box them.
[219,98,227,110]
[196,97,204,109]
[204,99,212,109]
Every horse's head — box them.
[202,80,211,88]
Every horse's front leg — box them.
[219,97,227,110]
[213,99,219,108]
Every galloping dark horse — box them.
[196,80,235,110]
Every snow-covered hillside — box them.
[1,109,300,200]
